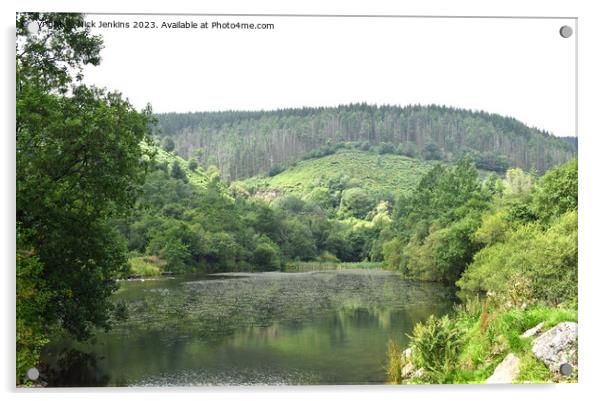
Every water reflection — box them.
[42,270,456,386]
[43,349,110,387]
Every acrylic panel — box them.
[15,13,577,387]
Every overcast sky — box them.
[82,14,576,137]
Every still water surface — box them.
[43,270,456,386]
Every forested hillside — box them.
[156,104,576,180]
[117,145,398,272]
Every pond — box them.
[42,270,457,386]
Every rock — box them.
[532,322,577,372]
[401,361,415,378]
[521,322,544,338]
[400,348,414,378]
[486,353,521,384]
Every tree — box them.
[281,219,317,260]
[16,13,153,382]
[252,236,281,270]
[163,137,175,152]
[338,187,375,219]
[505,168,533,195]
[422,143,443,161]
[170,160,187,181]
[532,159,577,223]
[188,159,198,171]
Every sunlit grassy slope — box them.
[241,149,435,197]
[151,144,209,189]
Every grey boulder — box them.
[486,353,521,384]
[531,322,577,372]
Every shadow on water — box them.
[42,349,110,387]
[41,270,457,386]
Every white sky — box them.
[83,14,576,137]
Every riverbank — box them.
[126,256,385,278]
[387,300,577,384]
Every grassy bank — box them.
[387,299,577,384]
[127,255,167,277]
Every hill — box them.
[241,149,435,201]
[155,104,576,181]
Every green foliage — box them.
[532,159,578,223]
[170,160,187,181]
[387,159,489,282]
[505,168,534,195]
[252,236,281,271]
[16,13,102,90]
[128,256,165,277]
[458,160,578,306]
[16,13,153,383]
[389,300,577,384]
[338,187,376,219]
[515,352,553,383]
[163,137,175,152]
[280,219,317,261]
[473,210,510,245]
[16,238,51,384]
[409,315,463,383]
[458,210,577,305]
[243,149,433,204]
[188,159,198,171]
[422,142,443,161]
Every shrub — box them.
[410,315,463,383]
[458,210,577,305]
[252,236,281,270]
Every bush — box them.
[268,165,285,177]
[338,187,376,219]
[410,315,463,383]
[252,236,281,270]
[128,255,165,276]
[458,210,577,305]
[532,159,577,223]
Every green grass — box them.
[241,149,435,199]
[128,255,166,277]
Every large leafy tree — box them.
[16,13,153,382]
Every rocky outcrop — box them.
[521,322,544,338]
[486,353,521,384]
[532,322,577,373]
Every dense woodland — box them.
[16,13,578,386]
[156,105,576,180]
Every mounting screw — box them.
[26,367,40,381]
[559,25,573,38]
[559,363,573,376]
